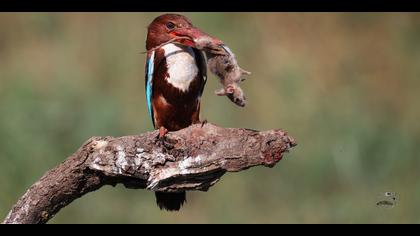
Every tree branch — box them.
[2,123,296,224]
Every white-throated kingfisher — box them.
[145,14,223,211]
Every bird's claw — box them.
[201,119,208,128]
[159,127,168,139]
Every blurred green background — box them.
[0,13,419,224]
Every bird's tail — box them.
[155,191,186,211]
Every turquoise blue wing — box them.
[145,50,155,128]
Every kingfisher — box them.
[145,14,224,211]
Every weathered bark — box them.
[2,123,296,224]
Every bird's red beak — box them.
[168,27,197,47]
[169,27,225,54]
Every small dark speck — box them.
[376,200,394,206]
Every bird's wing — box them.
[193,48,207,97]
[145,50,156,128]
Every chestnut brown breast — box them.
[151,44,206,131]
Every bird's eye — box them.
[166,22,176,30]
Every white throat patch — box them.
[163,43,199,92]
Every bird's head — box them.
[146,14,224,54]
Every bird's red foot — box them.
[159,126,168,139]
